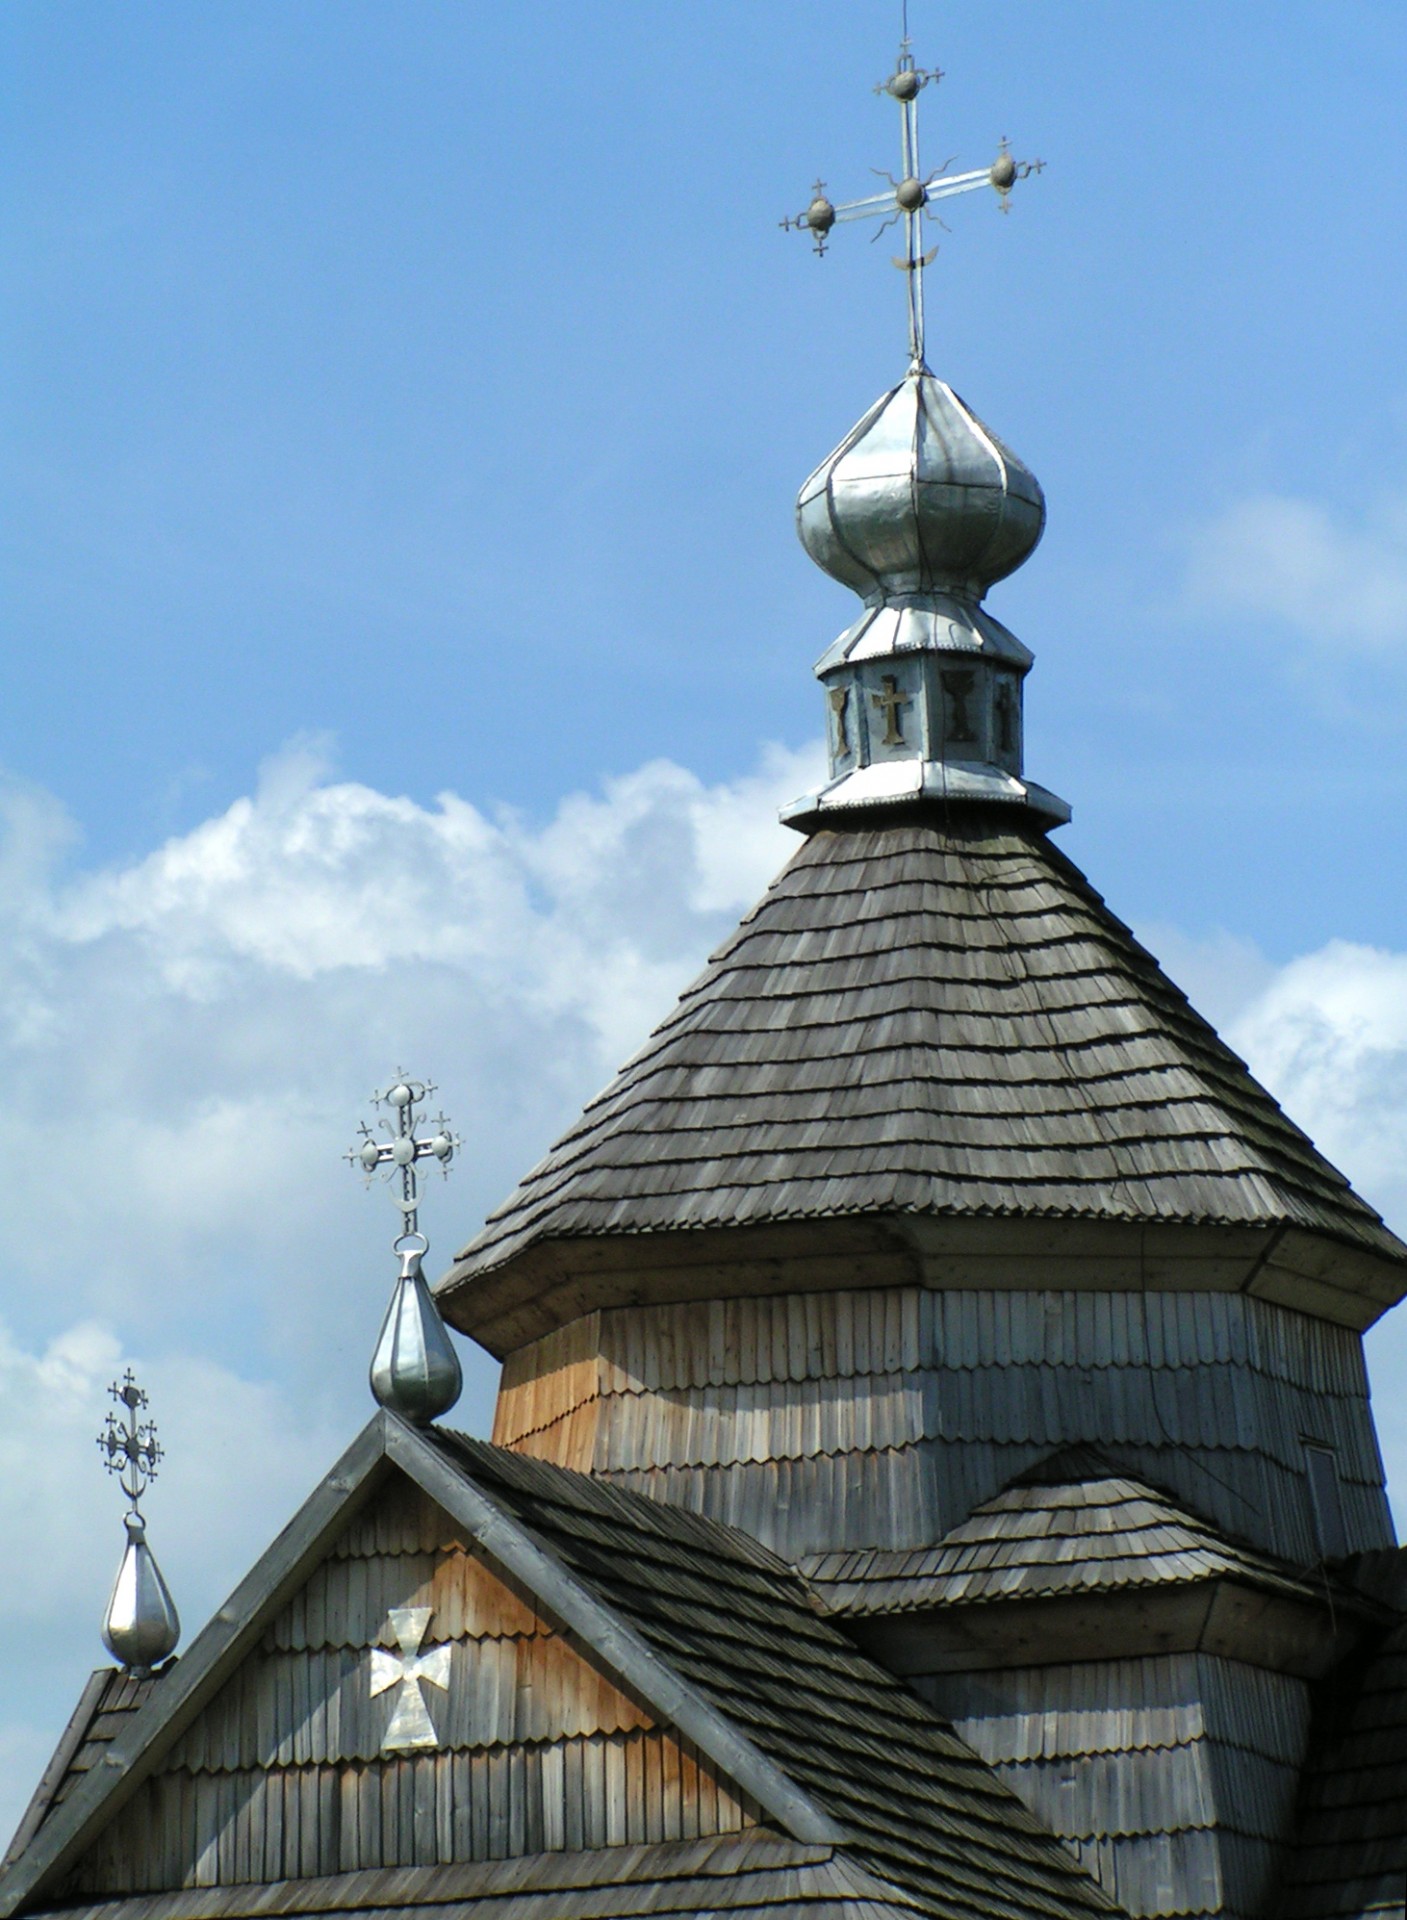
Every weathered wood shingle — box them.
[443,819,1406,1304]
[36,1835,934,1920]
[1277,1549,1407,1920]
[799,1448,1336,1616]
[429,1432,1117,1920]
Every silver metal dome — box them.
[796,369,1045,603]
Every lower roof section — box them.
[439,818,1407,1354]
[16,1836,915,1920]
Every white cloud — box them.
[1186,491,1407,658]
[0,738,822,1360]
[1227,941,1407,1212]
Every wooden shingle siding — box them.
[67,1736,758,1894]
[922,1655,1312,1920]
[45,1834,926,1920]
[446,823,1407,1311]
[494,1291,1392,1566]
[1279,1574,1407,1920]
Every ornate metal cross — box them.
[97,1370,163,1518]
[370,1607,452,1751]
[781,38,1042,369]
[348,1072,460,1247]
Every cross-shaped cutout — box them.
[370,1606,452,1752]
[872,673,913,747]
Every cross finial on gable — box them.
[348,1071,460,1248]
[97,1370,162,1519]
[95,1371,180,1675]
[348,1072,464,1424]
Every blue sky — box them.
[4,0,1407,1841]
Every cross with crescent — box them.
[781,38,1042,370]
[97,1370,163,1519]
[348,1071,460,1246]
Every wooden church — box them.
[4,43,1405,1920]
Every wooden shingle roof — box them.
[32,1836,938,1920]
[798,1448,1334,1617]
[431,1433,1118,1920]
[3,1676,157,1874]
[442,817,1406,1339]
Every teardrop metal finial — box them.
[96,1372,180,1675]
[349,1072,463,1423]
[369,1240,463,1423]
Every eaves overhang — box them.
[844,1571,1382,1685]
[438,1211,1407,1360]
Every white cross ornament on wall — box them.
[370,1607,452,1752]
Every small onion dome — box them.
[797,369,1045,602]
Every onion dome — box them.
[785,365,1067,831]
[797,368,1045,603]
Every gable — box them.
[7,1417,1119,1920]
[58,1473,759,1898]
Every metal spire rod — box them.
[781,40,1043,370]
